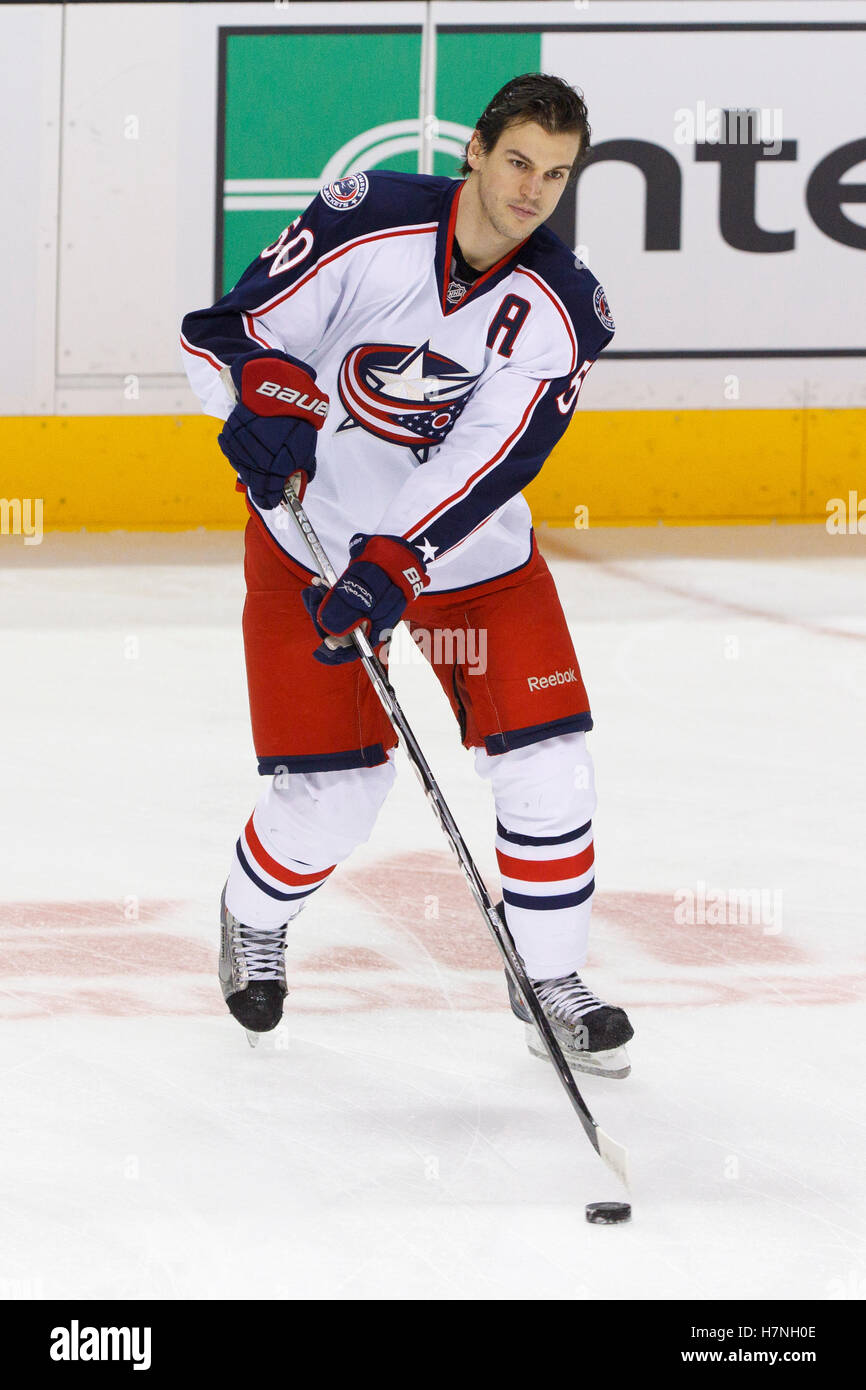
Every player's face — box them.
[467,120,580,243]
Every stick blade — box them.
[595,1126,630,1191]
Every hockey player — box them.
[181,73,633,1077]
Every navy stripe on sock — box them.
[496,818,591,847]
[235,840,324,903]
[502,879,595,911]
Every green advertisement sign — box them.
[216,25,541,293]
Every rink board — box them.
[2,407,861,530]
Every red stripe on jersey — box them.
[244,815,334,886]
[248,223,438,319]
[243,313,271,348]
[404,379,547,539]
[439,183,529,317]
[514,267,578,375]
[439,189,459,316]
[179,334,224,371]
[496,843,595,883]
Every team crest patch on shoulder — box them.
[321,173,369,212]
[593,284,615,331]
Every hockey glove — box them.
[302,533,430,666]
[217,349,329,509]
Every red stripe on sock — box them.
[496,843,594,883]
[244,815,335,887]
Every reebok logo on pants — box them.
[527,668,578,691]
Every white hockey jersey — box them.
[181,170,614,592]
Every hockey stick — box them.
[282,481,629,1190]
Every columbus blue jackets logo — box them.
[321,173,369,212]
[336,342,480,462]
[593,284,615,332]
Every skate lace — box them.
[233,924,287,981]
[534,973,605,1024]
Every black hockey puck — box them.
[585,1201,631,1225]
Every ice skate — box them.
[506,969,633,1078]
[219,886,287,1036]
[495,901,632,1077]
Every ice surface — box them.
[1,524,864,1300]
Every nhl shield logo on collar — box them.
[321,173,369,212]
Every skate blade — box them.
[245,1030,261,1050]
[525,1024,631,1079]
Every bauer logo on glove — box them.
[402,565,426,599]
[217,349,329,509]
[254,380,329,419]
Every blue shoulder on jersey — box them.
[316,169,453,235]
[521,224,615,363]
[274,169,453,267]
[181,172,456,364]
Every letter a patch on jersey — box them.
[486,295,531,358]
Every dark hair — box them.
[460,73,591,180]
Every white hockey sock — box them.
[495,818,594,979]
[227,810,335,929]
[225,757,396,929]
[475,733,597,979]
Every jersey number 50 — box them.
[260,222,315,279]
[556,360,594,415]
